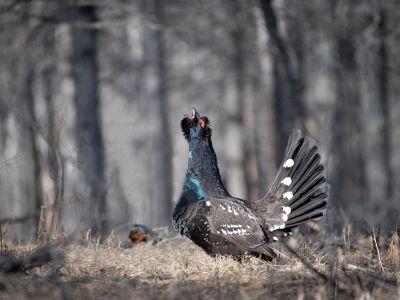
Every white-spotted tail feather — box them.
[253,129,328,237]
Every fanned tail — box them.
[257,129,328,236]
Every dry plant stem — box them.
[343,225,351,255]
[388,232,399,269]
[372,227,384,272]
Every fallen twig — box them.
[342,263,371,272]
[0,246,63,273]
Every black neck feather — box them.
[186,136,230,198]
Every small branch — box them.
[0,246,63,273]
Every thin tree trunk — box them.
[13,67,43,241]
[377,7,393,204]
[154,0,173,227]
[253,4,278,195]
[359,2,394,232]
[230,0,260,201]
[330,1,367,232]
[42,28,65,240]
[258,0,305,158]
[141,0,173,228]
[71,5,107,236]
[25,71,42,220]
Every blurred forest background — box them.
[0,0,399,243]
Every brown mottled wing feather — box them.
[207,198,276,257]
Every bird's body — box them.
[173,108,328,259]
[129,224,159,243]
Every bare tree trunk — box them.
[378,9,394,213]
[0,96,8,155]
[12,66,43,241]
[229,0,260,201]
[330,1,367,232]
[25,71,42,221]
[284,1,306,120]
[378,6,397,233]
[258,0,306,158]
[141,0,173,228]
[253,4,278,195]
[71,5,107,237]
[359,1,394,232]
[42,28,65,240]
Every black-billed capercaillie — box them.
[172,108,328,260]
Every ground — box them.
[0,232,399,299]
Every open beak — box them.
[191,107,200,119]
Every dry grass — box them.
[0,231,399,300]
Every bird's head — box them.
[181,107,211,142]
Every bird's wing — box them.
[207,198,275,257]
[173,191,204,237]
[253,129,327,232]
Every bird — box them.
[129,224,160,244]
[172,108,328,260]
